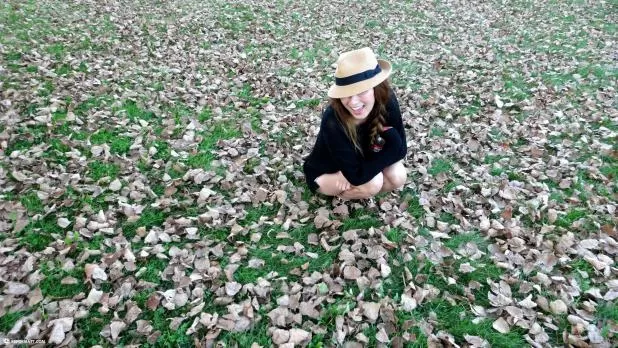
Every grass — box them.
[17,214,65,252]
[122,207,167,239]
[241,204,280,226]
[39,264,87,299]
[428,158,453,176]
[87,162,120,181]
[136,257,169,283]
[0,310,33,333]
[121,100,156,122]
[424,300,527,347]
[90,129,132,155]
[185,121,240,169]
[405,192,425,219]
[20,191,45,214]
[6,124,48,154]
[554,209,587,228]
[75,309,113,347]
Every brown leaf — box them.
[549,299,568,314]
[272,328,289,345]
[501,205,512,220]
[376,326,390,343]
[28,287,43,306]
[288,328,311,345]
[4,281,29,295]
[147,293,161,311]
[110,321,127,342]
[343,266,361,280]
[300,301,320,319]
[225,282,242,296]
[492,317,510,333]
[48,318,73,345]
[362,302,381,322]
[333,204,349,216]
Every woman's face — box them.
[341,88,375,123]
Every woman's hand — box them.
[315,171,351,195]
[336,171,351,191]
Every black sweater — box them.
[303,91,407,188]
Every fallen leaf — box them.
[492,317,510,333]
[343,266,361,280]
[4,282,29,295]
[288,328,311,345]
[362,302,381,321]
[549,299,568,314]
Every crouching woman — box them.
[303,47,407,200]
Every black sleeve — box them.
[322,111,404,186]
[385,91,407,156]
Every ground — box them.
[0,0,616,347]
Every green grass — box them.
[136,257,169,283]
[4,51,22,61]
[122,207,167,239]
[55,63,71,76]
[596,302,618,323]
[339,210,381,231]
[18,220,57,252]
[75,309,114,347]
[150,140,172,161]
[198,107,212,122]
[185,121,240,169]
[137,307,193,347]
[295,98,321,109]
[443,231,487,250]
[554,209,587,228]
[424,300,527,347]
[46,43,66,59]
[442,180,459,192]
[241,204,280,226]
[87,162,120,181]
[0,310,32,333]
[243,157,261,174]
[405,192,425,219]
[75,96,111,116]
[40,264,87,298]
[428,158,453,176]
[484,154,507,164]
[6,124,48,154]
[90,129,132,154]
[430,127,445,137]
[121,100,156,122]
[20,191,44,214]
[386,228,405,244]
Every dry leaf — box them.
[362,302,381,322]
[549,299,568,314]
[343,266,362,280]
[5,282,29,295]
[492,317,510,333]
[288,328,311,345]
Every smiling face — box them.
[341,88,375,124]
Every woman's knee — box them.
[315,173,342,196]
[365,172,384,195]
[385,163,407,189]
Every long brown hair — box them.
[329,80,391,154]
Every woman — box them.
[303,47,407,200]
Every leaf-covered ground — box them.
[1,0,616,346]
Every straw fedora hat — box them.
[328,47,392,99]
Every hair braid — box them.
[369,104,387,147]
